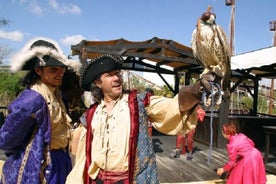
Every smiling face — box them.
[35,66,66,87]
[95,70,123,101]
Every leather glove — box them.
[200,72,223,108]
[200,72,217,93]
[178,72,222,113]
[178,81,202,113]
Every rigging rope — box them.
[208,83,215,163]
[201,82,221,163]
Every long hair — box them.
[90,83,103,104]
[60,70,85,123]
[20,69,41,88]
[60,70,84,108]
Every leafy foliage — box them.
[0,46,12,65]
[0,18,12,65]
[0,71,24,106]
[257,95,268,114]
[241,95,253,109]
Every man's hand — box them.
[216,168,224,176]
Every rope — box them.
[201,82,221,163]
[207,83,215,163]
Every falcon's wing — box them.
[191,26,206,69]
[216,25,231,73]
[215,24,231,93]
[216,25,230,58]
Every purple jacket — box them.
[0,89,52,183]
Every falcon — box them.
[191,6,231,106]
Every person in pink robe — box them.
[217,122,267,184]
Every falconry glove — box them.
[200,72,222,109]
[178,72,222,113]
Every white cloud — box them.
[29,2,43,15]
[13,0,81,15]
[12,0,27,3]
[69,5,81,14]
[48,0,58,9]
[0,30,24,41]
[60,35,86,46]
[48,0,81,14]
[13,0,44,15]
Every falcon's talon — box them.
[201,81,222,109]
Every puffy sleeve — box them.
[145,95,198,135]
[223,141,237,171]
[0,90,46,152]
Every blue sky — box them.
[1,0,276,67]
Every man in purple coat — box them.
[0,37,80,184]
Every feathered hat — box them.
[79,54,123,91]
[9,37,81,73]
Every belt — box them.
[51,148,68,152]
[92,169,129,184]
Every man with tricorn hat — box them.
[0,37,80,184]
[66,54,218,184]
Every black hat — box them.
[10,37,81,73]
[22,55,67,70]
[80,54,123,91]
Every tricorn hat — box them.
[80,54,123,91]
[9,37,81,73]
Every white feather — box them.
[9,37,81,73]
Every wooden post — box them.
[253,79,259,116]
[217,0,235,148]
[80,47,87,65]
[269,79,274,114]
[229,0,235,56]
[269,21,276,114]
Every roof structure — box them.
[229,46,276,116]
[71,37,199,70]
[231,46,276,78]
[71,37,202,93]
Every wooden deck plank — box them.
[154,134,228,183]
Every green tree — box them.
[0,18,12,65]
[0,71,24,106]
[258,95,268,114]
[161,84,174,98]
[0,45,12,65]
[241,95,253,109]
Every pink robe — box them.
[223,133,267,184]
